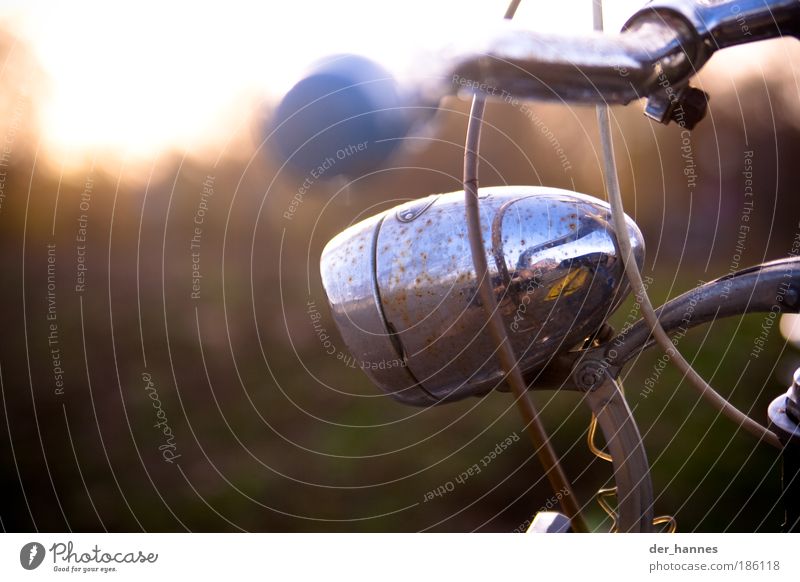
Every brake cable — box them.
[589,0,676,534]
[462,0,589,533]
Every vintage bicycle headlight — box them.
[320,186,644,405]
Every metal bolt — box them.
[575,361,604,391]
[674,86,709,130]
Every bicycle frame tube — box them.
[585,375,655,532]
[603,257,800,374]
[449,14,692,105]
[522,257,800,390]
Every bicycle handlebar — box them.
[433,0,800,126]
[445,13,689,105]
[270,0,800,176]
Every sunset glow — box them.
[2,0,645,165]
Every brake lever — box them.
[626,0,800,128]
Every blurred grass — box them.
[1,40,800,532]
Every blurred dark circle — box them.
[269,54,411,179]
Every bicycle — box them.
[274,0,800,532]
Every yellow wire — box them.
[653,515,678,533]
[588,414,613,462]
[587,380,677,532]
[596,487,619,532]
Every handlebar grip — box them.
[268,54,412,179]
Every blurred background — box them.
[1,0,800,532]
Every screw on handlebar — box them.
[643,85,709,130]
